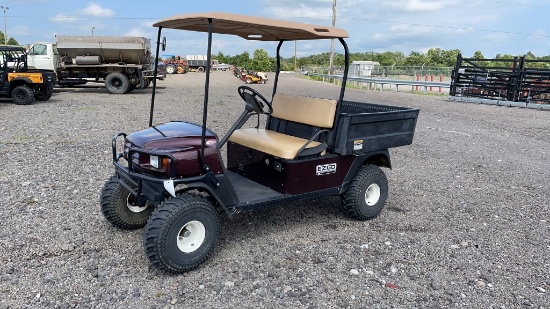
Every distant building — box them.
[350,61,380,77]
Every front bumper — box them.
[111,133,211,205]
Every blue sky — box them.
[5,0,550,59]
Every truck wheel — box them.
[197,67,204,73]
[342,165,388,220]
[105,72,130,94]
[165,64,177,74]
[100,175,153,229]
[177,64,185,74]
[34,83,54,101]
[143,193,220,273]
[12,85,34,105]
[125,83,137,93]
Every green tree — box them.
[473,51,484,59]
[234,51,250,68]
[7,37,18,45]
[404,51,428,66]
[251,48,274,72]
[0,31,18,45]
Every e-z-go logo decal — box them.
[316,163,337,175]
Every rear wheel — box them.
[342,165,388,220]
[12,85,34,105]
[100,175,153,229]
[197,66,205,73]
[165,64,177,74]
[143,193,220,273]
[245,78,252,84]
[105,72,130,94]
[34,83,54,101]
[125,83,137,93]
[177,64,185,74]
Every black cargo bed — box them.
[333,101,420,155]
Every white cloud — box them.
[382,0,459,12]
[49,13,79,23]
[125,28,147,37]
[9,26,32,36]
[79,2,115,18]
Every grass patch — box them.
[15,134,33,142]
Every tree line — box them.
[0,31,20,46]
[215,48,550,72]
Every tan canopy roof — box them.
[153,12,348,41]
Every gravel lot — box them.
[0,72,548,308]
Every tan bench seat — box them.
[229,128,323,159]
[228,94,337,159]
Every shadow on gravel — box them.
[217,196,351,245]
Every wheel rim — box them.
[176,221,206,253]
[364,184,381,206]
[15,90,28,101]
[126,194,148,213]
[111,78,123,89]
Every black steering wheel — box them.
[237,86,273,114]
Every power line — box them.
[467,0,550,8]
[285,15,550,39]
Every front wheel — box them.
[342,165,388,220]
[12,85,34,105]
[143,194,220,273]
[100,175,153,229]
[165,64,177,74]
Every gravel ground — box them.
[0,72,548,308]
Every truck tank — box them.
[55,36,151,65]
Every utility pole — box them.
[1,6,8,45]
[92,27,95,36]
[294,40,297,71]
[329,0,336,75]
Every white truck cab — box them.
[27,43,59,71]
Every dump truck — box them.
[27,36,165,94]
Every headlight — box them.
[150,155,169,169]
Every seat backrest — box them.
[271,93,337,128]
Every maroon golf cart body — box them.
[101,12,419,273]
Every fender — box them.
[339,149,392,194]
[173,174,238,218]
[8,76,36,85]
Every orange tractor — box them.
[162,55,187,74]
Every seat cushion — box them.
[228,128,322,159]
[271,94,337,128]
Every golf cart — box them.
[101,12,419,273]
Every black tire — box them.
[245,78,252,84]
[105,72,130,94]
[125,83,137,93]
[165,64,177,74]
[342,165,388,220]
[100,175,153,229]
[12,85,34,105]
[143,193,220,273]
[197,66,205,73]
[34,83,54,101]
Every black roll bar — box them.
[149,26,163,127]
[199,18,214,170]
